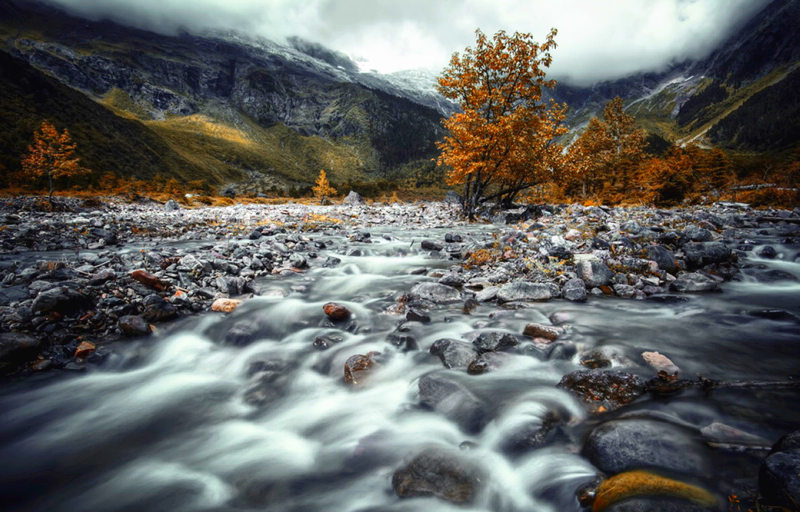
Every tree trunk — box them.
[48,172,54,204]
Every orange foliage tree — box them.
[312,169,337,203]
[566,97,645,202]
[436,28,568,219]
[21,120,86,202]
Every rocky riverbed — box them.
[0,195,799,511]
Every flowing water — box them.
[1,226,799,511]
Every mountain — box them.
[0,0,796,195]
[0,0,451,194]
[551,0,800,152]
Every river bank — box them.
[0,196,798,511]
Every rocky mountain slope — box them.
[552,0,800,152]
[0,0,448,193]
[0,0,797,194]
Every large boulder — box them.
[760,430,800,510]
[392,447,484,504]
[583,419,710,476]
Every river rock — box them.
[392,447,484,504]
[31,286,91,315]
[760,430,800,510]
[343,351,380,386]
[343,191,365,205]
[118,315,151,336]
[142,296,178,322]
[577,260,614,287]
[466,351,514,375]
[323,302,352,321]
[130,269,168,291]
[522,322,563,341]
[212,298,243,313]
[641,351,679,379]
[405,308,430,323]
[669,272,720,293]
[682,242,731,269]
[0,332,40,361]
[472,331,519,353]
[73,341,96,359]
[410,282,462,303]
[496,281,551,303]
[558,370,645,413]
[562,278,587,302]
[164,199,180,211]
[418,373,487,433]
[421,239,443,251]
[429,338,478,369]
[646,245,679,274]
[583,419,710,476]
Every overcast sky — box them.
[45,0,769,85]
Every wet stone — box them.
[118,315,150,337]
[583,419,710,476]
[669,272,720,293]
[472,331,519,353]
[418,373,487,433]
[409,282,462,304]
[561,278,587,302]
[522,322,563,341]
[344,351,380,386]
[558,370,645,413]
[323,302,352,322]
[577,260,614,287]
[496,281,551,303]
[429,338,478,370]
[312,334,343,351]
[392,447,484,504]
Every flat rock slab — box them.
[496,282,551,303]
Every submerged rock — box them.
[418,373,487,433]
[429,338,478,370]
[344,352,380,386]
[392,447,484,504]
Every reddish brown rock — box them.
[344,351,380,386]
[323,302,352,321]
[74,341,96,359]
[212,298,243,313]
[522,322,563,341]
[130,269,167,291]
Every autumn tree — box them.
[21,120,86,203]
[567,97,646,202]
[436,29,568,219]
[312,169,336,203]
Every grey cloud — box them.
[42,0,770,84]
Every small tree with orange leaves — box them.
[312,169,336,203]
[567,97,646,202]
[21,120,86,203]
[437,29,568,219]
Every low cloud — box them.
[44,0,769,84]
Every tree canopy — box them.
[21,120,86,202]
[436,28,568,218]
